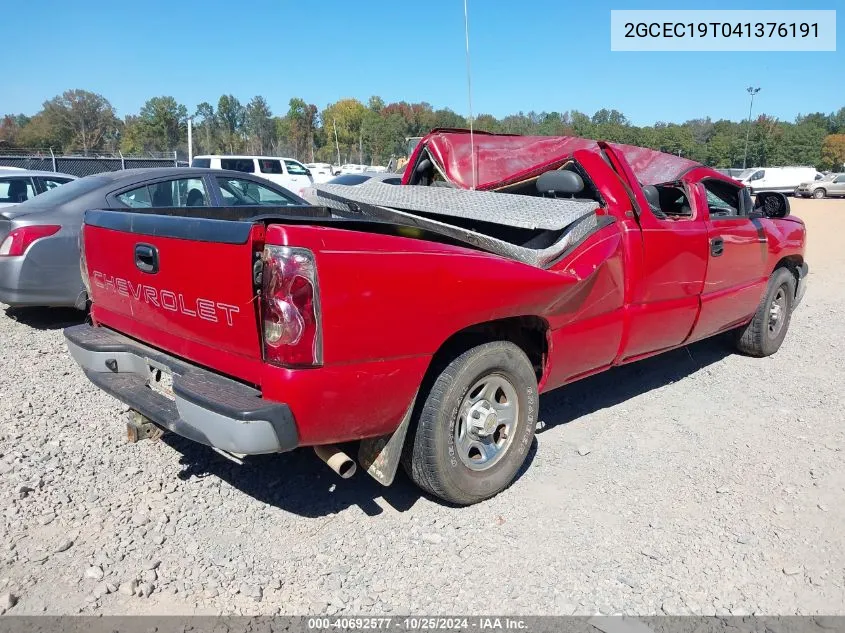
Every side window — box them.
[647,183,694,220]
[750,170,764,181]
[216,177,297,206]
[40,177,72,191]
[117,185,152,208]
[836,175,845,183]
[259,159,283,174]
[191,158,211,168]
[284,160,309,176]
[169,178,209,207]
[702,179,742,217]
[117,179,209,208]
[220,158,255,173]
[0,177,35,203]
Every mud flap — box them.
[357,391,417,486]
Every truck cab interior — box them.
[642,183,692,218]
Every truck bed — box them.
[312,183,612,268]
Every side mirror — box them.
[753,191,790,218]
[536,170,584,196]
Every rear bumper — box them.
[794,262,809,308]
[0,255,82,308]
[64,324,298,455]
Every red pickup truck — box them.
[64,130,807,505]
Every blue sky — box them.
[1,0,841,125]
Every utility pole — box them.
[743,86,760,169]
[187,117,193,166]
[333,119,341,167]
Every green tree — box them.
[821,134,845,171]
[321,99,368,163]
[368,96,385,113]
[828,108,845,134]
[0,115,20,146]
[216,95,245,153]
[119,115,145,154]
[138,96,187,151]
[245,96,275,155]
[194,102,216,153]
[41,89,119,152]
[432,108,466,129]
[592,108,629,126]
[284,98,319,160]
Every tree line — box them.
[1,89,844,171]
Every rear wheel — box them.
[734,268,796,357]
[404,341,538,505]
[813,188,826,199]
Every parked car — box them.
[338,164,366,175]
[0,168,306,308]
[795,173,845,199]
[300,171,402,203]
[65,130,806,505]
[735,166,823,194]
[365,165,387,173]
[191,155,313,194]
[0,169,76,209]
[304,163,335,184]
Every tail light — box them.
[0,225,61,257]
[261,245,322,367]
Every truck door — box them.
[598,144,709,362]
[687,176,769,341]
[619,179,709,361]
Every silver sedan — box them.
[0,169,76,209]
[0,167,307,308]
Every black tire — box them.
[734,268,796,357]
[403,341,538,505]
[813,188,826,199]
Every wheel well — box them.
[428,316,549,383]
[775,255,803,294]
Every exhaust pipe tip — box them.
[314,445,357,479]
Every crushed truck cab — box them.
[65,130,807,505]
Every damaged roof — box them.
[406,128,702,189]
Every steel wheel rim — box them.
[768,287,787,338]
[454,373,519,471]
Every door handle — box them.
[710,237,724,257]
[135,243,159,273]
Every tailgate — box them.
[83,209,264,379]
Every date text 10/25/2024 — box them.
[307,617,529,631]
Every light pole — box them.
[743,86,760,169]
[187,117,193,166]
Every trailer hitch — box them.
[125,410,166,443]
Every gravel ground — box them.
[1,198,843,616]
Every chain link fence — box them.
[0,148,181,177]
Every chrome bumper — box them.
[63,324,298,455]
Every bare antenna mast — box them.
[464,0,476,190]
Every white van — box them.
[735,166,823,194]
[192,155,313,194]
